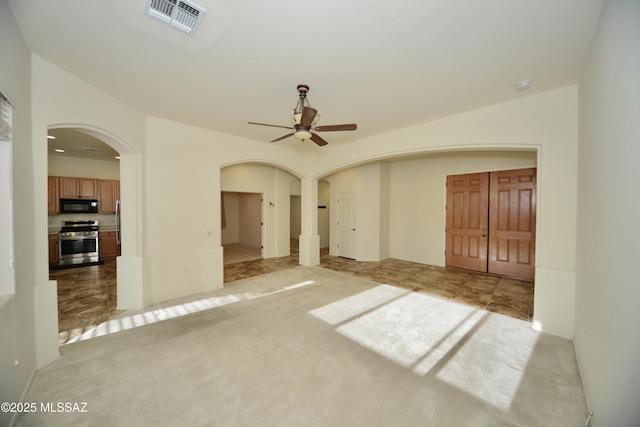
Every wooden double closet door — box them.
[445,168,536,280]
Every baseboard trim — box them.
[573,340,595,426]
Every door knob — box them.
[481,234,487,237]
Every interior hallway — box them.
[53,240,533,345]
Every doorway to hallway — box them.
[221,191,263,264]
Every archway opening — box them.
[46,125,140,344]
[317,149,538,322]
[220,162,302,281]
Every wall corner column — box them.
[116,153,148,309]
[299,177,319,266]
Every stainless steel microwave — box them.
[59,198,99,214]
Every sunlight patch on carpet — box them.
[309,284,537,411]
[66,280,315,344]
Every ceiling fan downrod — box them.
[293,84,310,114]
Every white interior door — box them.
[337,192,357,259]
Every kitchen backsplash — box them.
[48,213,116,231]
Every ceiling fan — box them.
[248,84,357,146]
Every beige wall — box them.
[221,193,240,245]
[239,194,262,248]
[144,118,227,303]
[324,165,364,257]
[324,162,392,261]
[0,2,36,426]
[576,0,640,424]
[289,195,301,241]
[318,180,330,248]
[221,191,261,248]
[48,155,120,180]
[388,151,537,266]
[288,180,329,249]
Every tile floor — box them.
[52,240,534,345]
[52,260,123,345]
[222,242,262,264]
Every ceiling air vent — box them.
[144,0,206,36]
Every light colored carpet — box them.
[17,266,587,426]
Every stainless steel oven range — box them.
[59,220,99,266]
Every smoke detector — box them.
[144,0,206,36]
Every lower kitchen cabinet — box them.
[48,234,59,265]
[99,231,120,260]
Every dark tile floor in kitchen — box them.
[53,259,122,345]
[52,241,534,345]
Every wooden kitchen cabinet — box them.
[59,177,79,198]
[48,176,59,214]
[99,231,120,260]
[59,177,98,199]
[48,233,59,265]
[79,178,98,198]
[98,180,120,214]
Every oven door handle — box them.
[60,236,97,241]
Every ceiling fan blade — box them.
[248,122,294,130]
[300,107,318,127]
[310,133,328,146]
[314,124,357,132]
[270,133,294,142]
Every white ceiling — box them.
[9,0,604,157]
[47,128,120,162]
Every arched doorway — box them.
[220,162,302,264]
[47,125,144,343]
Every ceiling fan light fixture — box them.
[294,130,312,140]
[291,111,302,126]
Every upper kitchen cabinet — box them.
[59,177,98,199]
[48,176,59,215]
[98,179,120,214]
